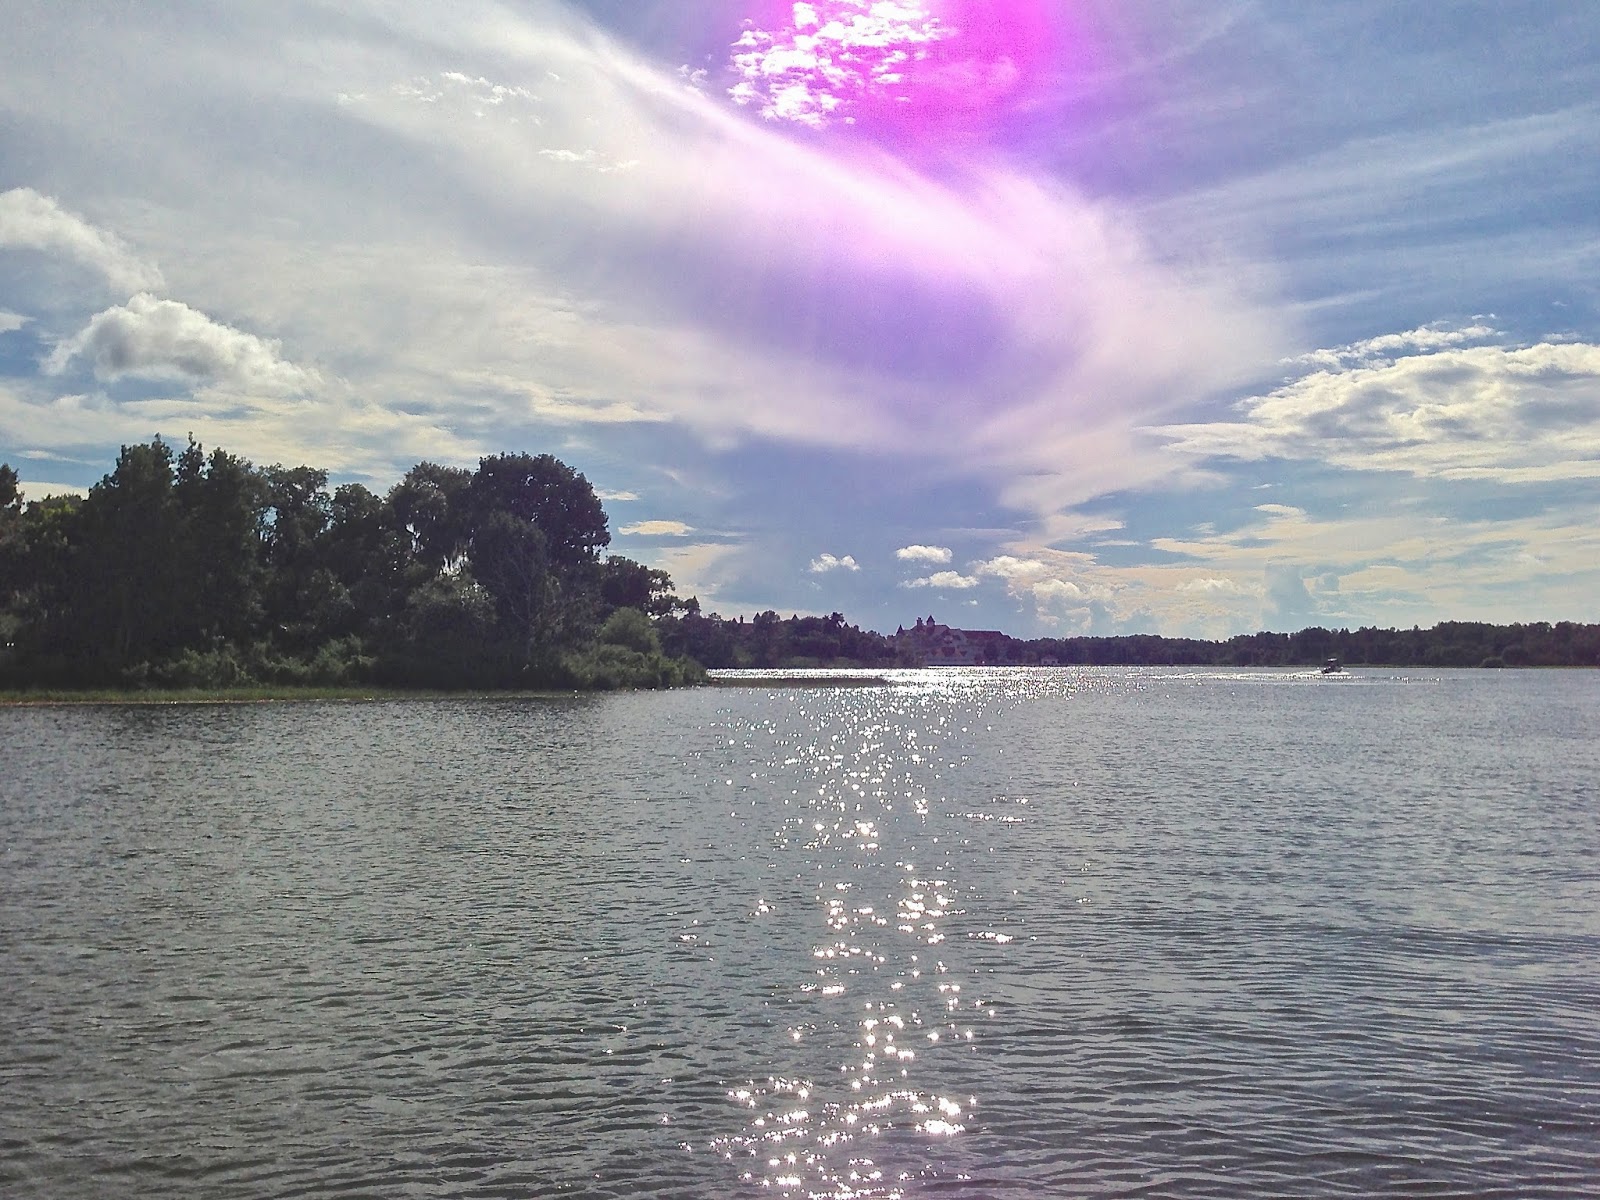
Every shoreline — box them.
[0,686,593,706]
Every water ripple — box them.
[2,670,1597,1197]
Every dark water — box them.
[2,667,1596,1198]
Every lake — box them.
[2,667,1596,1198]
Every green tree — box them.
[388,461,471,575]
[66,439,187,672]
[260,464,332,647]
[468,511,573,674]
[599,555,676,617]
[179,442,268,646]
[467,452,609,567]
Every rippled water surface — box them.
[3,668,1597,1198]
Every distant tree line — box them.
[642,609,1599,670]
[0,440,704,690]
[991,622,1600,669]
[655,608,906,669]
[648,613,1600,671]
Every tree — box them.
[66,438,186,670]
[599,555,676,617]
[179,443,268,646]
[467,453,609,567]
[388,461,471,575]
[469,511,557,659]
[260,464,332,646]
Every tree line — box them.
[652,612,1600,670]
[992,622,1600,668]
[3,442,1594,691]
[0,441,703,690]
[641,610,1598,670]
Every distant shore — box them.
[704,670,890,687]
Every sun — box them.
[728,0,1064,139]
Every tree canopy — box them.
[0,439,701,691]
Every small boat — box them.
[1320,657,1344,674]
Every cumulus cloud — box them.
[902,570,978,589]
[972,552,1095,614]
[1159,333,1600,483]
[620,519,694,536]
[809,552,859,573]
[1176,576,1259,595]
[44,293,314,392]
[895,543,952,563]
[0,187,163,292]
[0,310,26,333]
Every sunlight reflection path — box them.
[706,676,1021,1197]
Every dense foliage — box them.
[0,440,703,690]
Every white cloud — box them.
[597,488,639,501]
[45,293,314,392]
[0,187,163,292]
[0,376,478,485]
[620,519,694,536]
[0,1,1288,551]
[902,570,978,589]
[809,552,859,573]
[0,310,26,333]
[1159,335,1600,483]
[1031,578,1086,600]
[1176,577,1259,596]
[14,479,88,502]
[1288,321,1497,368]
[971,552,1100,619]
[649,540,742,610]
[895,543,952,564]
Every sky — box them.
[2,0,1598,639]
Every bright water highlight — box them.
[2,668,1596,1197]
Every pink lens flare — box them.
[729,0,1074,142]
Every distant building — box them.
[896,614,1007,665]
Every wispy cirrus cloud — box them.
[621,519,695,536]
[0,187,163,293]
[1287,321,1498,368]
[0,0,1285,535]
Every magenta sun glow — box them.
[729,0,1064,139]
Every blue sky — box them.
[2,0,1597,638]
